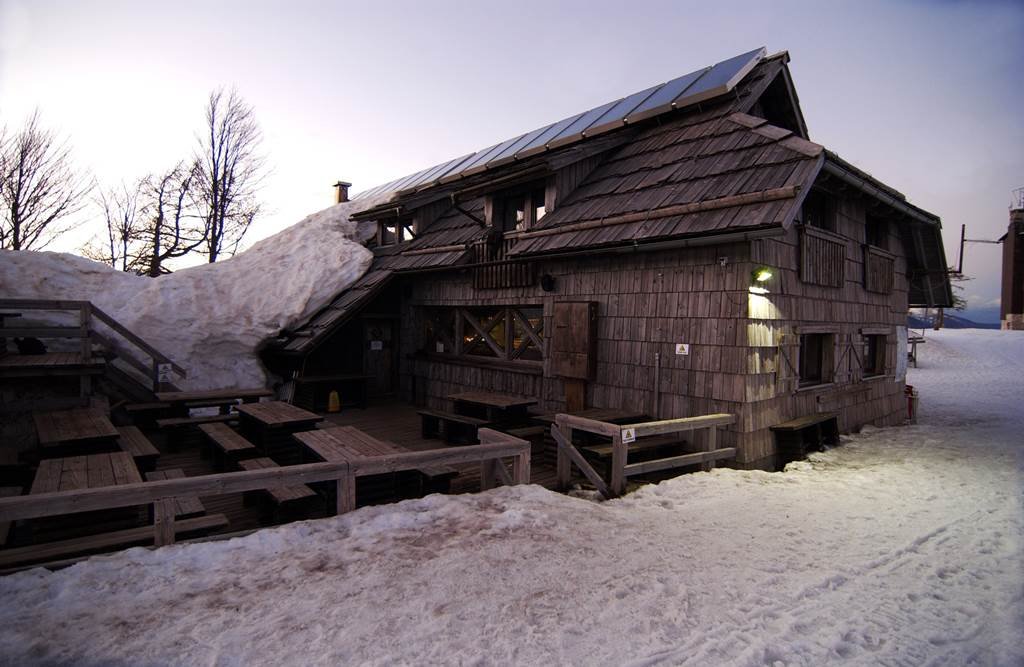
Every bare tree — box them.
[83,181,147,272]
[194,88,265,262]
[140,161,205,276]
[0,110,91,250]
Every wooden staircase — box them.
[0,299,186,411]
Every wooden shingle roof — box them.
[508,112,823,257]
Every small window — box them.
[865,214,887,249]
[496,182,547,232]
[802,189,835,232]
[862,334,886,377]
[799,333,832,387]
[378,217,415,246]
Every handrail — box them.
[0,298,186,389]
[0,432,530,552]
[554,412,736,497]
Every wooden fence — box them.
[0,298,186,392]
[0,429,530,554]
[552,413,736,498]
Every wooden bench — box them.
[144,469,205,519]
[115,426,160,472]
[770,412,839,462]
[417,409,489,445]
[0,514,229,570]
[0,486,20,546]
[236,457,317,519]
[198,423,258,468]
[156,413,237,429]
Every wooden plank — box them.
[31,460,62,494]
[155,388,272,403]
[610,433,626,496]
[623,448,737,476]
[555,414,621,436]
[153,498,175,546]
[447,391,537,409]
[626,414,736,437]
[62,456,88,491]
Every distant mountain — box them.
[908,311,1001,330]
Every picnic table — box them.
[30,451,142,494]
[448,391,538,424]
[236,401,323,453]
[294,425,457,504]
[33,408,120,452]
[908,335,926,368]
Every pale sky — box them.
[2,0,1021,320]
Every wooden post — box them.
[610,431,626,496]
[153,499,175,547]
[704,426,717,472]
[564,379,586,412]
[554,417,572,490]
[480,459,496,490]
[336,469,356,514]
[514,449,531,484]
[79,303,92,359]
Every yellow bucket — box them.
[327,390,341,413]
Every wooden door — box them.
[363,319,396,396]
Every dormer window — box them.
[495,181,548,232]
[378,215,415,246]
[801,189,836,232]
[865,214,888,250]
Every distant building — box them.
[266,48,952,469]
[1000,192,1024,330]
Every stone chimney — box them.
[333,181,352,204]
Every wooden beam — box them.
[624,414,735,438]
[493,459,514,487]
[555,413,621,437]
[550,424,612,499]
[623,448,737,477]
[153,498,175,546]
[610,433,626,497]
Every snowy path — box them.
[0,330,1021,666]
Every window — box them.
[865,214,887,249]
[378,216,415,246]
[801,189,836,232]
[495,182,547,232]
[421,306,544,364]
[798,333,833,387]
[862,334,886,377]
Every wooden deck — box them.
[322,400,562,493]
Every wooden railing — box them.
[0,429,530,553]
[552,413,736,498]
[0,298,186,392]
[471,237,535,289]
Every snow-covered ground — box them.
[0,199,381,390]
[0,329,1021,666]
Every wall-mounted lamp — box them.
[752,266,773,283]
[540,274,556,292]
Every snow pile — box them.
[0,197,383,389]
[0,330,1021,665]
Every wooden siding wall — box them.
[392,196,909,469]
[400,241,754,456]
[746,194,909,464]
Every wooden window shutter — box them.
[550,302,597,380]
[776,333,799,394]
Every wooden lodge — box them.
[264,47,953,470]
[0,47,954,570]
